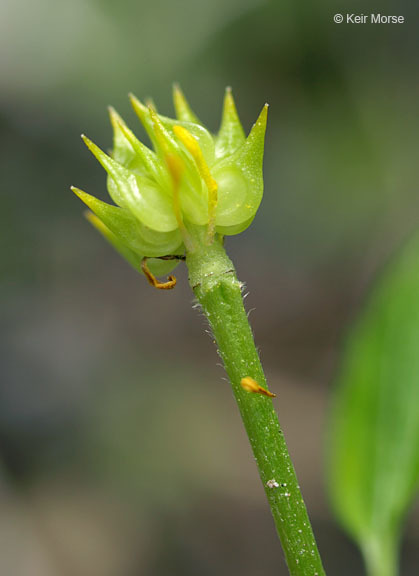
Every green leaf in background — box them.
[327,232,419,576]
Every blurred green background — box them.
[1,0,419,574]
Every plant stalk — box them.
[186,237,326,576]
[363,532,399,576]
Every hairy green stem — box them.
[186,237,325,576]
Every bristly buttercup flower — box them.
[72,86,268,279]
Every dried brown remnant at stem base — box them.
[141,257,177,290]
[240,376,276,398]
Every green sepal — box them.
[108,106,136,167]
[129,94,161,149]
[215,214,255,236]
[213,104,268,228]
[85,211,180,277]
[72,187,183,257]
[164,117,215,167]
[109,107,163,182]
[144,108,211,226]
[178,173,209,226]
[82,135,178,233]
[215,87,245,160]
[131,93,215,167]
[233,104,268,182]
[173,84,201,124]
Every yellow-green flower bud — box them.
[72,86,268,276]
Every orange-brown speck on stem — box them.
[240,376,276,398]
